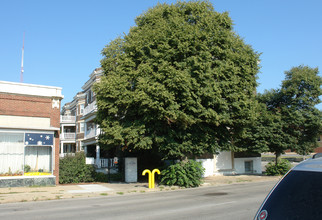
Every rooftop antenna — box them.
[20,32,25,83]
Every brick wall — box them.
[0,93,61,184]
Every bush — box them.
[94,172,109,182]
[160,160,205,188]
[265,159,292,176]
[59,152,96,184]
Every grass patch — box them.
[116,192,124,195]
[100,193,108,196]
[140,190,146,193]
[0,192,22,194]
[236,179,252,183]
[29,185,55,188]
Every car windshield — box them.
[259,170,322,220]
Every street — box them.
[0,181,276,220]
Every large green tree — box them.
[95,1,260,159]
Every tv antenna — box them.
[20,32,25,83]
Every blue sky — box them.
[0,0,321,109]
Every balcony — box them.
[85,127,99,139]
[61,132,76,141]
[84,101,97,116]
[60,115,76,123]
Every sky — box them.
[0,0,321,109]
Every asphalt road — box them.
[0,181,277,220]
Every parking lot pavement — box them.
[0,175,280,204]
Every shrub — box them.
[94,172,109,182]
[59,152,96,184]
[265,159,292,176]
[160,160,205,188]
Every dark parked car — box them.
[254,154,322,220]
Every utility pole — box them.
[20,32,25,83]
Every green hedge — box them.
[59,152,96,184]
[265,159,292,176]
[160,160,205,188]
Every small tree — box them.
[280,66,322,155]
[256,65,322,162]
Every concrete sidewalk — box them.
[0,175,280,204]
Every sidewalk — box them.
[0,175,280,204]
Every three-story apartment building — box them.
[60,68,107,168]
[60,92,86,157]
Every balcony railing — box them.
[61,132,76,140]
[60,153,76,157]
[85,127,99,139]
[84,101,97,116]
[60,115,76,123]
[85,158,116,168]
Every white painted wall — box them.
[0,115,50,129]
[234,157,262,174]
[214,151,233,171]
[0,81,63,98]
[86,157,95,165]
[196,159,214,177]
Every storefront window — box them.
[0,132,24,176]
[24,146,52,175]
[0,132,54,177]
[24,133,53,176]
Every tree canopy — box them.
[252,66,322,158]
[95,1,260,159]
[279,66,322,155]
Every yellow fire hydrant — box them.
[142,169,160,189]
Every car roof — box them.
[292,157,322,173]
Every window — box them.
[80,104,84,115]
[80,122,85,133]
[87,90,92,104]
[63,144,76,154]
[260,170,322,219]
[25,146,52,173]
[0,133,24,175]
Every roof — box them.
[292,157,322,172]
[0,81,63,99]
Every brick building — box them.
[0,81,63,187]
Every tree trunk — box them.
[275,152,281,166]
